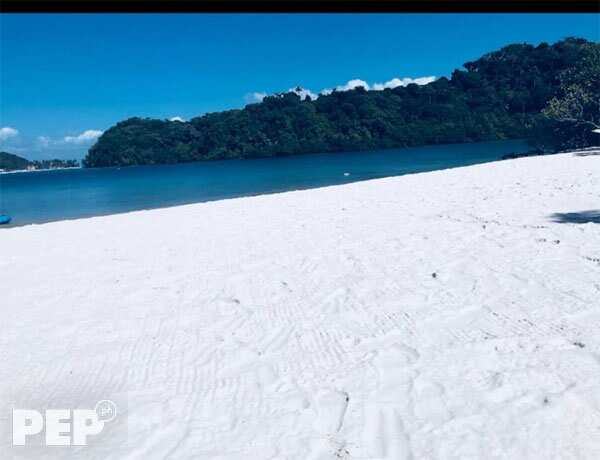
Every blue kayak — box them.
[0,215,11,225]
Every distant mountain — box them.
[0,151,30,171]
[0,152,80,172]
[84,38,599,168]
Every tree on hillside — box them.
[84,38,600,167]
[535,41,600,150]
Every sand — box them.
[1,150,599,459]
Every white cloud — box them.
[37,136,51,147]
[410,76,437,86]
[169,116,186,122]
[288,87,318,101]
[248,75,435,103]
[63,129,103,144]
[372,76,437,90]
[0,127,19,142]
[245,92,268,104]
[335,79,371,92]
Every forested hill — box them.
[0,152,30,171]
[0,152,80,171]
[84,38,599,168]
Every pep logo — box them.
[12,400,117,446]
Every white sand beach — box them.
[1,151,599,459]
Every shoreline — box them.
[1,139,528,227]
[2,151,599,458]
[2,146,597,229]
[1,155,509,229]
[0,165,81,175]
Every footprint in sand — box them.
[360,342,420,459]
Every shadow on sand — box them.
[573,147,600,157]
[549,210,600,224]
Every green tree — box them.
[535,41,599,150]
[83,38,599,168]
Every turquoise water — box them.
[0,140,526,226]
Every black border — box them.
[1,0,599,14]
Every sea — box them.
[0,140,528,226]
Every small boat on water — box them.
[0,215,12,225]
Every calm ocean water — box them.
[0,140,527,226]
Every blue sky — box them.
[0,13,598,159]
